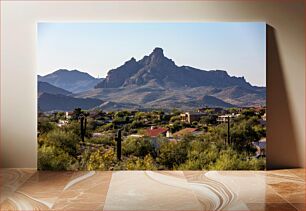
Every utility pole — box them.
[79,113,87,143]
[115,129,122,161]
[227,116,230,144]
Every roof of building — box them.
[254,106,266,112]
[173,128,198,137]
[181,112,205,116]
[129,134,144,138]
[145,127,168,137]
[188,112,206,116]
[218,114,240,118]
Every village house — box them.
[145,126,168,148]
[65,111,73,119]
[166,131,173,138]
[217,113,240,123]
[180,112,206,124]
[57,119,69,127]
[259,113,266,126]
[173,128,199,138]
[198,107,224,113]
[145,126,168,138]
[128,134,144,138]
[254,106,266,115]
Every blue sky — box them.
[38,22,266,86]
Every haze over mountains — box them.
[38,93,103,112]
[38,69,103,93]
[38,81,72,96]
[38,47,266,112]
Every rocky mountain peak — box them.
[41,47,266,109]
[151,47,164,57]
[140,47,175,68]
[95,47,255,90]
[125,57,137,64]
[148,47,165,62]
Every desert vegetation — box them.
[37,107,266,170]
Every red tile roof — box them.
[146,127,168,137]
[173,128,198,137]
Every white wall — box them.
[1,0,304,168]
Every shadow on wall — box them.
[266,25,300,169]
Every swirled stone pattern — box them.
[0,169,304,210]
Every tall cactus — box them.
[79,113,87,143]
[115,129,122,161]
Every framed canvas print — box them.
[37,22,266,171]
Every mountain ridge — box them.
[38,69,103,93]
[38,92,103,112]
[38,47,266,111]
[95,47,253,90]
[38,81,71,96]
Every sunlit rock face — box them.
[90,47,266,109]
[95,47,252,90]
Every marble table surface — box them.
[0,169,304,210]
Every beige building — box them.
[217,114,240,123]
[180,112,206,124]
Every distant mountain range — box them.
[37,48,266,112]
[38,69,103,93]
[95,48,253,89]
[38,81,72,96]
[38,92,103,112]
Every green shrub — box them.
[88,135,115,146]
[38,145,78,170]
[157,140,189,169]
[122,137,155,158]
[125,155,157,170]
[45,129,80,156]
[38,117,55,134]
[87,148,116,170]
